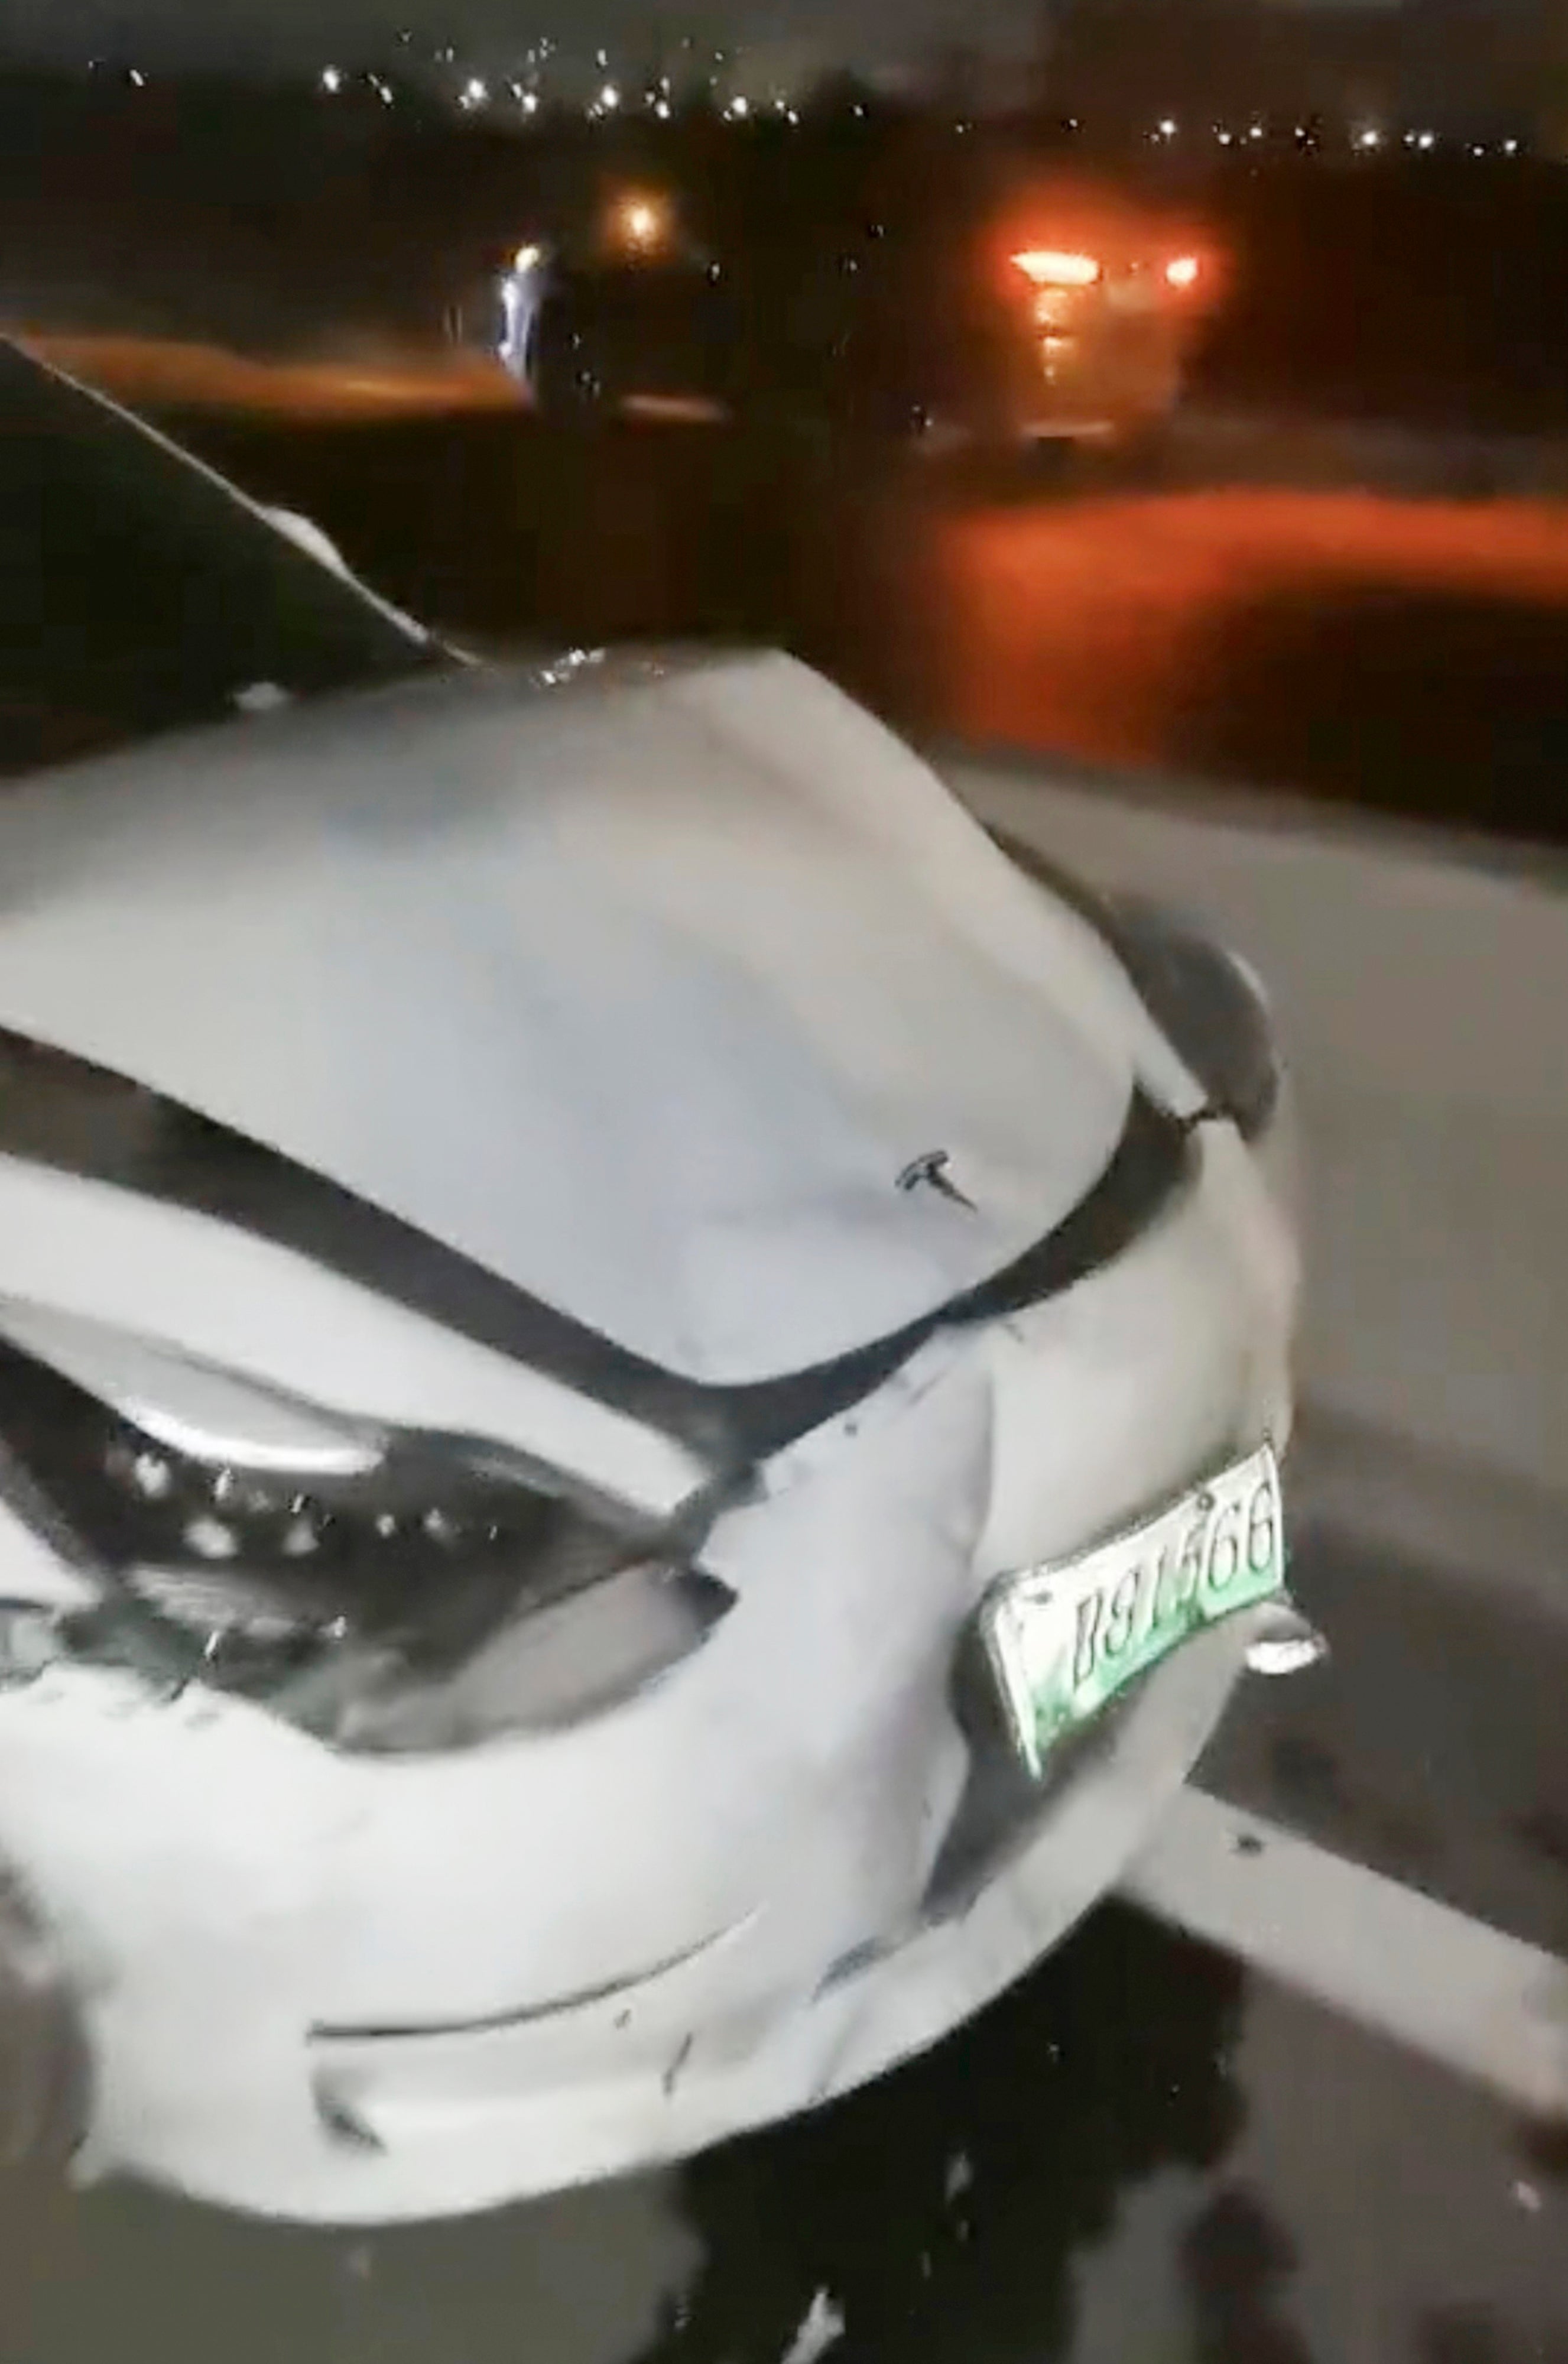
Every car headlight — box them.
[0,1305,732,1753]
[989,828,1283,1142]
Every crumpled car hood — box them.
[0,650,1184,1387]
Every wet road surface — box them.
[6,345,1568,2360]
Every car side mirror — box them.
[259,503,447,660]
[261,506,354,581]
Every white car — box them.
[0,339,1310,2223]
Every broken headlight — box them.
[0,1307,732,1752]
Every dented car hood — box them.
[0,649,1184,1387]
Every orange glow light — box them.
[1011,248,1101,288]
[619,197,665,250]
[1164,254,1202,289]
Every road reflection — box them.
[913,487,1568,841]
[139,390,1568,847]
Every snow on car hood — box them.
[0,650,1176,1386]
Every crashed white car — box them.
[0,339,1309,2223]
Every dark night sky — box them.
[0,0,1048,70]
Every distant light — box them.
[1354,125,1382,151]
[513,244,542,273]
[1504,137,1520,155]
[1164,253,1200,289]
[599,82,620,110]
[463,76,489,104]
[785,107,800,125]
[320,64,342,93]
[1066,116,1080,130]
[520,90,539,115]
[853,100,867,118]
[729,93,750,118]
[1157,117,1178,139]
[1417,129,1436,151]
[654,98,672,119]
[1216,129,1234,147]
[128,66,146,87]
[1248,121,1265,141]
[1012,248,1101,288]
[596,47,608,68]
[1469,142,1486,157]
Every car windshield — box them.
[0,339,443,781]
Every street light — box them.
[621,198,663,249]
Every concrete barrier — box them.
[943,748,1568,1573]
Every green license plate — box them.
[981,1442,1286,1777]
